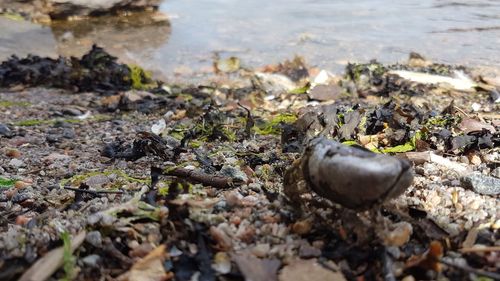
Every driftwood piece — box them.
[18,230,86,281]
[165,167,237,189]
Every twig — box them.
[164,167,237,189]
[440,258,500,280]
[64,187,124,196]
[459,246,500,253]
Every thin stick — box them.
[64,187,124,196]
[459,246,500,253]
[164,167,237,189]
[440,259,500,280]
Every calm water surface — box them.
[1,0,500,80]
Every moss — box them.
[0,100,31,108]
[1,12,26,21]
[59,169,149,188]
[128,64,156,90]
[254,113,298,135]
[14,119,48,126]
[14,115,111,127]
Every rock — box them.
[220,165,248,183]
[492,167,500,179]
[298,244,321,258]
[461,172,500,195]
[0,124,14,137]
[62,108,83,116]
[307,84,343,101]
[9,158,24,168]
[381,221,413,247]
[85,231,102,247]
[62,128,76,139]
[1,0,162,20]
[81,254,101,267]
[212,252,231,274]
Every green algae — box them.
[254,113,298,135]
[59,169,149,189]
[0,100,31,108]
[128,64,156,90]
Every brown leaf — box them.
[117,244,171,281]
[279,258,346,281]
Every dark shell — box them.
[302,137,413,210]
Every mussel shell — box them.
[302,137,413,210]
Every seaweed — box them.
[0,45,157,95]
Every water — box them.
[1,0,500,80]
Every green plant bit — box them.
[60,231,76,281]
[254,113,298,135]
[0,177,16,188]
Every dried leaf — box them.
[279,259,346,281]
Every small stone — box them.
[382,222,413,247]
[220,165,248,183]
[291,219,312,235]
[81,254,101,267]
[251,243,270,258]
[62,128,76,139]
[9,158,24,168]
[225,191,242,208]
[0,124,13,137]
[307,84,343,101]
[212,252,231,274]
[86,231,102,247]
[298,244,321,258]
[491,167,500,179]
[6,149,21,158]
[210,226,232,250]
[14,181,30,189]
[62,108,83,116]
[461,172,500,195]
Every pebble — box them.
[491,167,500,179]
[291,219,312,235]
[9,158,24,168]
[0,123,13,137]
[220,165,248,183]
[5,149,21,158]
[85,231,102,247]
[62,108,83,116]
[81,254,101,267]
[298,244,321,258]
[460,172,500,195]
[251,243,270,258]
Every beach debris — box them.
[116,245,172,281]
[279,259,346,281]
[284,137,413,210]
[18,231,86,281]
[0,45,155,95]
[389,70,476,91]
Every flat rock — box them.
[307,84,342,101]
[2,0,162,19]
[461,172,500,195]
